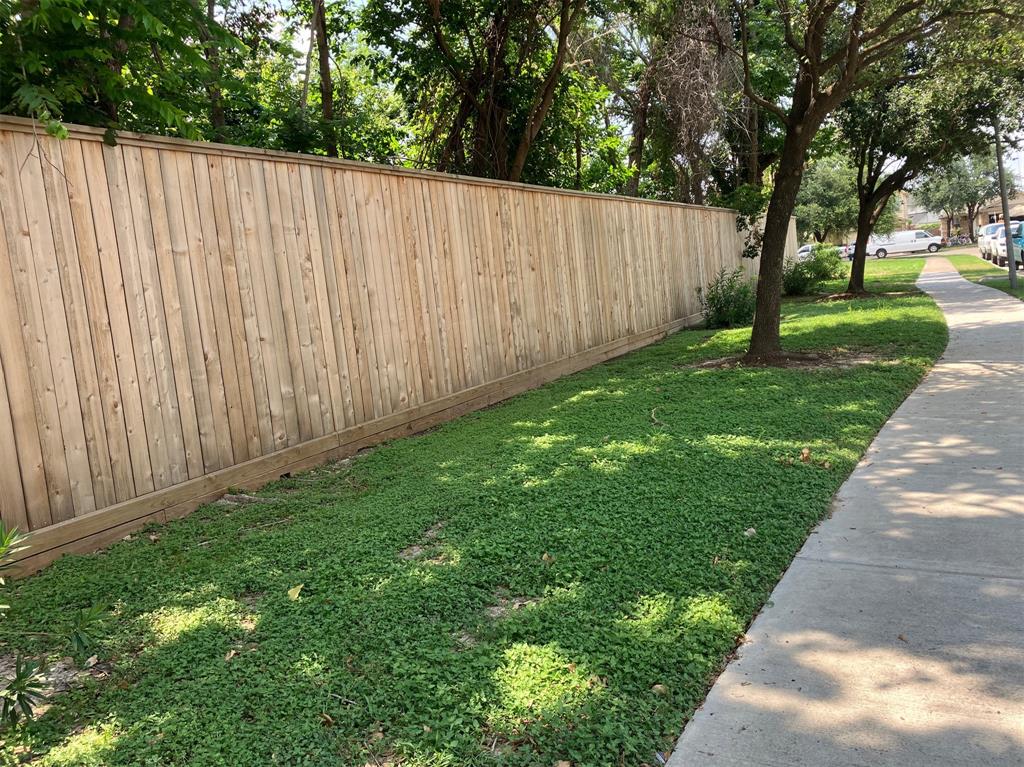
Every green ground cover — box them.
[945,253,1024,301]
[0,259,946,767]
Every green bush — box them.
[782,258,815,296]
[805,244,844,281]
[784,244,845,296]
[697,267,756,328]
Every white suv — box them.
[978,223,1002,258]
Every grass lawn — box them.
[945,253,1024,301]
[0,259,946,767]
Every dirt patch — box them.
[398,520,448,560]
[453,631,477,650]
[683,350,891,371]
[422,521,446,539]
[398,544,426,560]
[216,493,265,506]
[485,594,537,619]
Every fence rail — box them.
[0,116,795,572]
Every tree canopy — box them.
[2,0,1022,357]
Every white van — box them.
[867,230,943,258]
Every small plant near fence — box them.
[697,267,757,329]
[0,525,107,728]
[783,244,844,296]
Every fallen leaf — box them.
[320,713,335,727]
[555,761,573,767]
[897,633,908,643]
[287,584,304,601]
[821,460,832,470]
[84,655,98,668]
[651,684,669,696]
[147,533,160,542]
[743,527,757,538]
[225,649,238,662]
[800,448,811,463]
[541,552,555,564]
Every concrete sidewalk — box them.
[668,257,1024,767]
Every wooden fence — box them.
[0,116,796,572]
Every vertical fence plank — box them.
[38,139,116,510]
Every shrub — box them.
[697,267,756,328]
[805,244,844,282]
[782,258,815,296]
[784,244,845,296]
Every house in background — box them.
[975,145,1024,229]
[898,191,942,228]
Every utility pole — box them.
[993,114,1018,289]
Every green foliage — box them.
[0,0,229,136]
[697,267,757,328]
[783,245,843,296]
[794,156,859,243]
[68,605,108,659]
[717,184,771,260]
[0,656,46,729]
[0,525,46,730]
[0,262,945,765]
[782,257,816,296]
[0,526,28,593]
[915,154,1005,219]
[0,524,107,729]
[805,245,845,282]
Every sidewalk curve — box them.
[668,257,1024,767]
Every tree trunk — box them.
[100,13,134,124]
[847,202,876,294]
[202,0,226,141]
[507,0,581,182]
[965,205,978,240]
[574,125,583,189]
[746,134,806,359]
[624,78,651,196]
[313,0,337,157]
[746,100,760,186]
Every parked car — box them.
[978,223,1002,258]
[867,229,942,258]
[797,243,852,261]
[992,222,1022,261]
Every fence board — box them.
[0,116,795,572]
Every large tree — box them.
[915,154,1005,235]
[702,0,1012,360]
[793,155,859,243]
[362,0,588,182]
